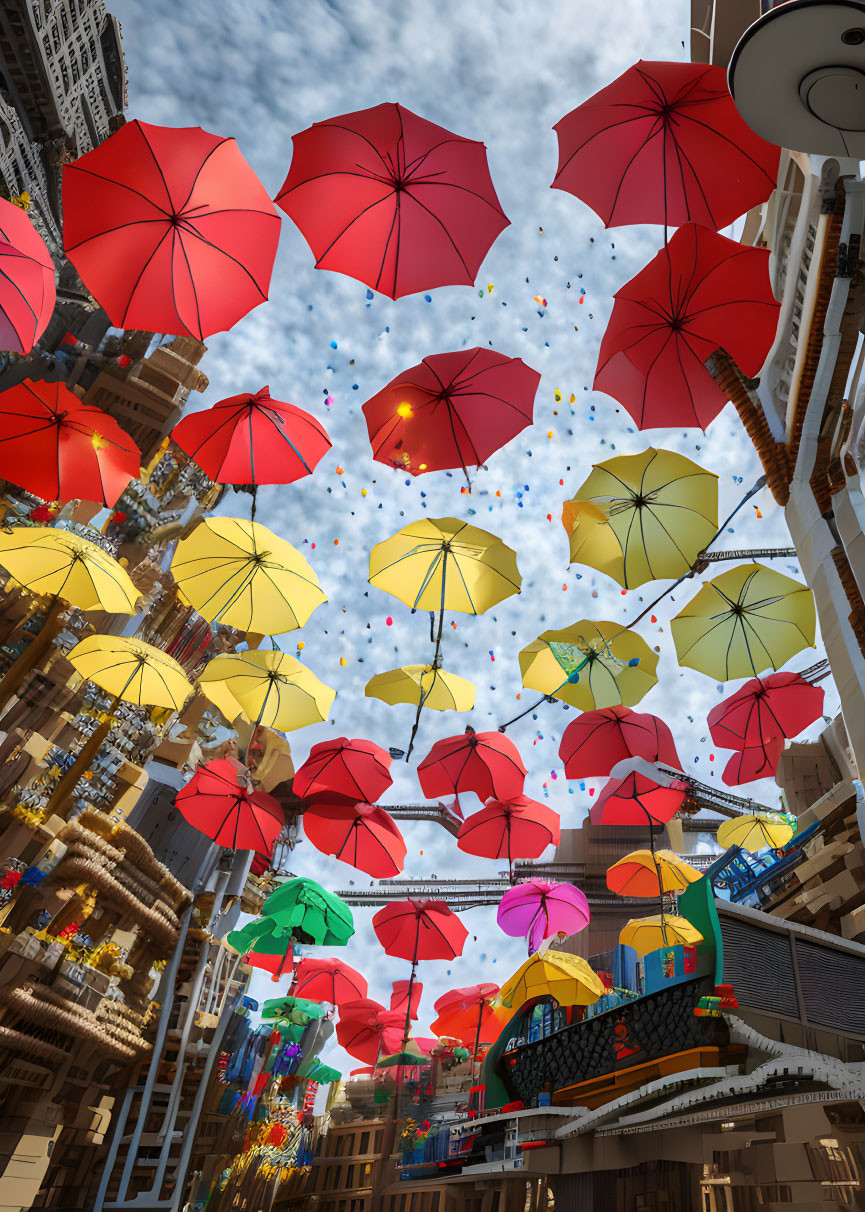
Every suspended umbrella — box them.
[518,620,658,714]
[562,448,719,588]
[497,880,591,954]
[0,379,140,506]
[606,848,702,897]
[376,1039,435,1068]
[716,813,794,853]
[276,102,509,298]
[261,994,324,1023]
[171,517,326,635]
[373,899,468,964]
[596,769,688,828]
[336,998,405,1065]
[290,956,368,1006]
[551,60,779,230]
[430,985,503,1073]
[200,650,335,733]
[302,801,407,878]
[362,347,539,480]
[671,563,816,681]
[262,876,355,946]
[63,120,280,339]
[418,730,526,804]
[175,758,284,855]
[0,526,140,713]
[456,796,560,873]
[293,736,392,805]
[708,671,825,752]
[170,386,331,519]
[0,196,55,354]
[390,979,423,1021]
[559,706,680,779]
[722,737,785,787]
[499,950,605,1010]
[619,914,703,957]
[594,224,779,431]
[226,919,295,982]
[365,665,476,712]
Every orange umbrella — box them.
[606,848,701,897]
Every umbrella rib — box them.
[177,224,271,300]
[314,193,396,270]
[136,122,185,211]
[118,225,174,329]
[400,192,473,278]
[673,110,778,184]
[408,178,508,218]
[64,162,170,217]
[173,136,232,215]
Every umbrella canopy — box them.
[499,950,606,1010]
[519,620,658,711]
[302,801,406,878]
[418,730,526,802]
[200,650,335,731]
[497,880,591,953]
[606,848,702,897]
[362,348,539,478]
[369,517,520,615]
[175,758,284,855]
[170,386,331,486]
[559,705,680,779]
[716,813,794,853]
[619,914,703,957]
[63,120,280,339]
[171,516,326,634]
[0,197,55,354]
[0,379,140,506]
[376,1039,435,1068]
[294,737,393,805]
[594,225,779,431]
[261,994,324,1023]
[430,984,503,1046]
[291,957,368,1006]
[67,635,192,709]
[226,921,294,976]
[336,998,404,1064]
[708,672,825,752]
[551,60,779,230]
[722,737,785,787]
[457,796,560,863]
[262,877,355,946]
[365,665,476,713]
[671,564,816,681]
[372,899,468,962]
[596,769,688,827]
[390,979,424,1021]
[276,102,509,299]
[0,527,139,614]
[562,448,718,588]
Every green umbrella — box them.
[299,1059,341,1084]
[227,918,290,956]
[262,995,325,1022]
[376,1040,432,1068]
[262,877,355,946]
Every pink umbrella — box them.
[497,879,590,953]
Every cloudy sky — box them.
[112,0,836,1069]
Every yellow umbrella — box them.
[499,950,606,1010]
[0,526,139,613]
[671,563,815,681]
[369,517,520,615]
[606,849,702,897]
[716,813,794,853]
[365,665,476,712]
[171,517,326,635]
[619,915,703,957]
[68,635,193,710]
[200,649,335,731]
[518,619,658,711]
[562,448,718,589]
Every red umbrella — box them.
[0,379,140,506]
[390,979,423,1021]
[552,60,779,230]
[170,387,330,487]
[431,984,502,1068]
[276,102,509,299]
[0,198,55,354]
[302,801,406,878]
[362,348,540,479]
[63,120,280,340]
[594,224,779,430]
[418,730,526,804]
[175,758,284,855]
[373,899,468,963]
[291,957,368,1006]
[293,737,393,805]
[596,769,688,827]
[559,706,681,779]
[240,948,293,978]
[336,998,405,1065]
[708,672,824,752]
[722,736,785,787]
[456,796,560,868]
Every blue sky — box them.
[112,0,836,1069]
